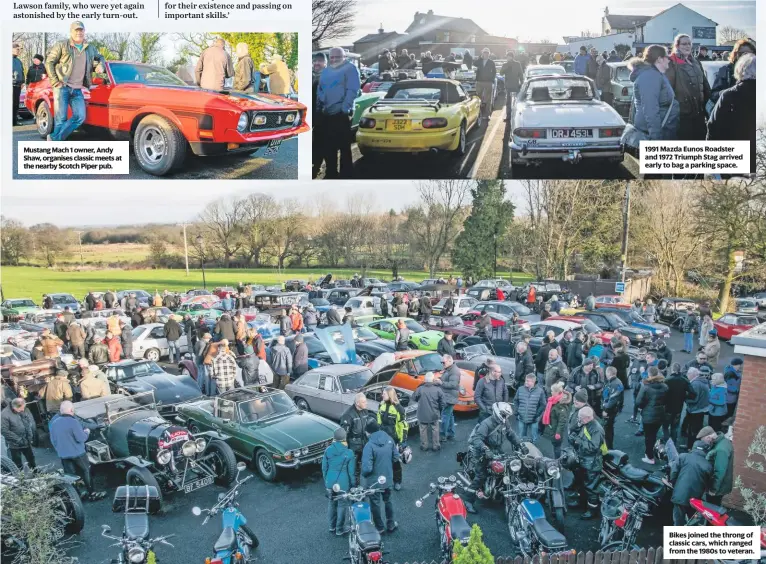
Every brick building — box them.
[728,325,766,510]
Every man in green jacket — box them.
[45,21,101,141]
[699,426,733,505]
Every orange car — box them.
[383,350,477,412]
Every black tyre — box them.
[239,524,259,549]
[133,114,186,176]
[144,348,161,362]
[253,448,278,482]
[36,101,54,137]
[294,398,310,412]
[554,507,565,527]
[126,466,163,505]
[54,481,86,534]
[453,121,467,156]
[1,455,19,474]
[206,440,238,486]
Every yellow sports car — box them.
[356,79,480,156]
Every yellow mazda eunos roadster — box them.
[355,79,481,156]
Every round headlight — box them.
[301,447,309,456]
[292,449,302,458]
[509,459,522,472]
[156,449,172,466]
[182,440,197,458]
[547,465,560,479]
[128,546,146,563]
[459,386,466,395]
[195,438,207,453]
[237,112,249,131]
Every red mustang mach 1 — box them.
[24,61,310,176]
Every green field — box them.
[0,266,533,299]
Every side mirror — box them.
[415,500,423,507]
[236,462,247,472]
[377,476,386,485]
[191,506,202,516]
[332,483,341,493]
[101,525,111,533]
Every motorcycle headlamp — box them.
[182,440,197,458]
[490,460,505,475]
[195,438,207,453]
[547,464,560,479]
[156,449,172,466]
[509,459,522,472]
[128,546,146,563]
[237,112,249,132]
[502,475,511,485]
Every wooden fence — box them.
[393,547,722,564]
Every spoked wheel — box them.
[602,541,639,553]
[207,440,238,486]
[254,448,277,482]
[54,482,86,534]
[348,531,361,564]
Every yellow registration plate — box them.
[386,119,411,132]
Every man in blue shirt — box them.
[574,46,590,76]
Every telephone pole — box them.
[75,230,84,266]
[619,182,631,283]
[178,223,190,276]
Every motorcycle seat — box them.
[124,512,149,541]
[619,464,650,482]
[697,500,728,516]
[531,518,567,549]
[449,515,471,542]
[213,527,238,553]
[356,521,381,549]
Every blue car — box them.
[598,308,671,339]
[47,293,81,313]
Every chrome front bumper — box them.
[275,453,324,468]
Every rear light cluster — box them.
[422,117,448,129]
[359,118,376,129]
[599,127,624,138]
[514,128,546,139]
[367,551,382,562]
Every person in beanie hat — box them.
[698,425,733,505]
[322,427,356,535]
[361,419,399,533]
[568,388,590,438]
[670,440,712,525]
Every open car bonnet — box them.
[313,325,357,365]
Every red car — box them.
[713,313,762,341]
[24,61,309,176]
[546,315,609,343]
[213,286,238,299]
[462,311,512,329]
[594,295,631,309]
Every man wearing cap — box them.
[45,22,101,141]
[669,439,712,525]
[684,367,710,451]
[1,398,37,469]
[568,406,604,519]
[322,427,356,536]
[79,365,111,400]
[698,426,733,506]
[12,42,24,126]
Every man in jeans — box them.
[45,21,101,141]
[474,48,497,122]
[440,355,460,441]
[513,373,545,442]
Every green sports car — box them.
[175,387,339,482]
[1,298,41,321]
[363,317,445,351]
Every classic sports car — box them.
[175,302,223,320]
[545,315,609,344]
[102,359,202,416]
[596,307,671,339]
[370,351,477,412]
[363,317,444,351]
[1,299,41,321]
[356,79,481,156]
[73,392,237,501]
[656,297,698,324]
[25,61,309,176]
[353,70,423,133]
[594,295,631,309]
[285,364,417,428]
[509,75,625,167]
[176,388,339,482]
[570,311,651,346]
[605,62,632,118]
[116,290,151,308]
[46,293,82,313]
[431,295,478,316]
[453,343,516,391]
[713,313,762,341]
[130,323,189,361]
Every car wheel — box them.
[53,481,86,534]
[133,114,187,176]
[453,121,467,156]
[253,448,278,482]
[126,466,163,505]
[206,439,238,486]
[144,348,160,362]
[36,101,54,137]
[187,421,201,434]
[294,398,310,412]
[1,455,19,474]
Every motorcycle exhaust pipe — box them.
[456,473,472,487]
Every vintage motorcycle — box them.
[192,462,259,564]
[686,499,766,564]
[600,448,671,502]
[503,480,570,557]
[456,449,515,502]
[598,485,652,552]
[101,483,172,564]
[332,476,389,564]
[415,475,472,562]
[506,442,570,525]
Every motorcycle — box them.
[332,476,389,564]
[415,475,472,562]
[456,450,515,502]
[598,485,652,552]
[505,442,570,525]
[192,462,258,564]
[503,480,569,558]
[600,448,671,502]
[686,499,766,563]
[101,483,172,564]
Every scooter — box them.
[192,462,258,563]
[415,475,472,562]
[503,481,569,558]
[332,476,388,564]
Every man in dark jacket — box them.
[322,427,356,535]
[120,322,133,360]
[635,367,668,463]
[567,358,604,413]
[362,419,399,533]
[611,343,631,391]
[568,406,604,518]
[664,363,695,445]
[440,356,460,441]
[26,54,46,85]
[437,333,456,358]
[474,364,508,422]
[474,48,496,121]
[656,340,673,365]
[292,335,309,377]
[513,373,545,442]
[670,441,712,525]
[699,426,733,505]
[1,398,37,469]
[12,43,24,126]
[601,367,624,449]
[163,316,182,364]
[535,336,553,377]
[514,342,535,389]
[326,307,343,326]
[585,48,599,81]
[566,332,585,370]
[340,394,374,481]
[500,51,523,120]
[216,313,237,342]
[87,336,109,365]
[130,308,143,328]
[412,372,445,451]
[182,315,196,353]
[628,348,648,422]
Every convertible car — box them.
[363,317,444,350]
[25,60,310,176]
[1,299,41,322]
[596,307,672,339]
[713,313,762,341]
[355,79,480,156]
[509,75,625,167]
[176,388,339,482]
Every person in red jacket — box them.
[527,285,537,307]
[496,287,505,301]
[105,332,122,362]
[290,306,305,333]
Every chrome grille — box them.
[249,111,299,132]
[303,439,332,459]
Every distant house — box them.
[602,7,651,35]
[635,3,718,48]
[352,27,408,65]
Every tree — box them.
[718,25,749,44]
[147,229,168,267]
[30,224,69,267]
[132,32,165,64]
[735,425,766,526]
[198,198,245,268]
[1,216,32,266]
[613,43,631,58]
[240,193,278,267]
[404,180,471,277]
[452,524,494,564]
[312,0,357,47]
[266,199,305,270]
[452,180,515,280]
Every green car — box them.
[363,317,444,351]
[176,387,339,482]
[351,90,386,133]
[1,298,41,321]
[605,62,632,119]
[176,303,223,320]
